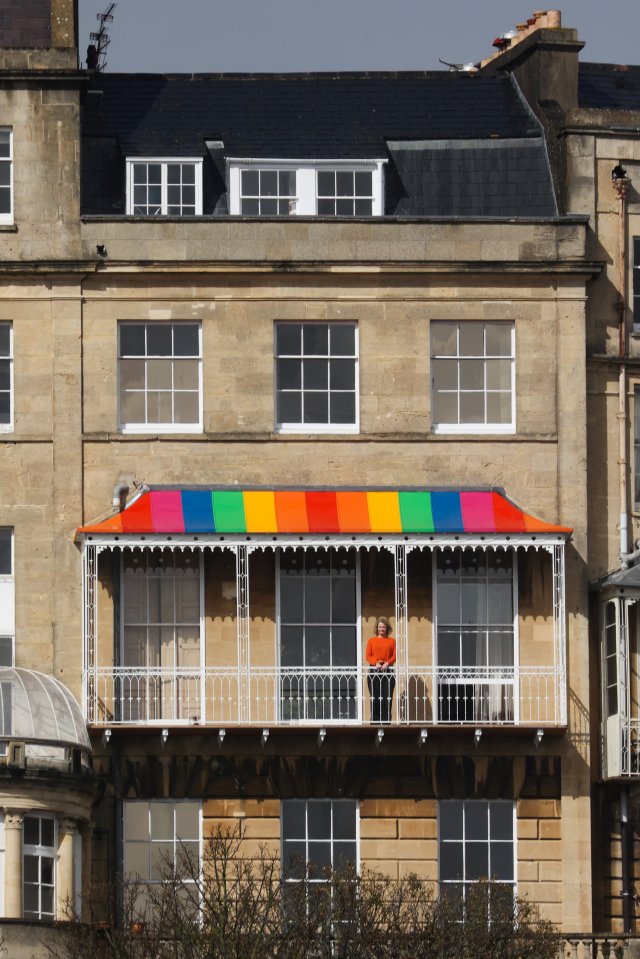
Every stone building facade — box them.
[0,1,637,953]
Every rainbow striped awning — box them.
[77,488,571,537]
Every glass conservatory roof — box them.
[0,669,90,749]
[78,487,571,537]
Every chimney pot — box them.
[547,10,561,27]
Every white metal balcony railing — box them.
[620,718,640,775]
[85,665,566,728]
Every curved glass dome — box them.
[0,669,90,750]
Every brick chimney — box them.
[480,9,584,116]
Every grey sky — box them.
[78,1,640,74]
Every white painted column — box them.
[56,817,76,919]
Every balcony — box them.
[86,664,565,728]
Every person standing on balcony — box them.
[366,617,397,723]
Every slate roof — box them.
[81,71,557,217]
[579,62,640,111]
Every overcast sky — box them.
[78,0,640,74]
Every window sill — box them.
[432,425,516,436]
[119,425,203,435]
[276,426,360,436]
[0,224,17,232]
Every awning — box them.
[77,488,571,538]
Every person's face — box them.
[377,621,389,637]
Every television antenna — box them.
[87,2,117,72]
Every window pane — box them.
[354,199,373,215]
[23,885,39,913]
[486,323,512,357]
[440,802,463,839]
[330,359,355,390]
[303,325,329,355]
[173,359,199,390]
[432,359,457,391]
[147,325,173,356]
[261,171,278,196]
[486,392,512,424]
[431,323,457,356]
[0,636,12,666]
[432,390,457,424]
[0,323,9,356]
[305,626,330,666]
[304,392,328,423]
[280,171,295,195]
[277,391,301,424]
[148,164,162,183]
[459,392,484,424]
[125,803,149,840]
[173,324,199,356]
[334,842,357,871]
[120,324,146,356]
[0,130,10,156]
[490,844,514,881]
[336,199,353,216]
[336,172,353,197]
[317,171,335,196]
[277,324,301,356]
[304,359,328,390]
[330,324,355,356]
[147,391,173,423]
[333,802,356,840]
[332,626,357,666]
[282,802,306,839]
[41,857,54,884]
[354,172,372,196]
[242,198,259,215]
[174,391,199,424]
[440,842,463,880]
[459,360,484,391]
[330,392,355,425]
[261,198,278,215]
[280,577,304,623]
[307,801,331,839]
[465,802,488,840]
[317,199,335,215]
[278,358,301,390]
[119,358,145,390]
[150,841,174,880]
[0,164,9,187]
[120,390,145,424]
[24,817,39,845]
[151,803,174,840]
[147,359,173,390]
[242,170,259,195]
[308,841,331,873]
[486,359,511,390]
[332,579,356,623]
[466,843,489,879]
[283,842,306,879]
[24,855,38,883]
[459,324,484,356]
[490,804,513,841]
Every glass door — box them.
[278,548,358,722]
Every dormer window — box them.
[229,160,384,216]
[126,159,203,216]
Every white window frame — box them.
[23,814,57,921]
[438,799,516,901]
[123,800,202,887]
[0,528,14,669]
[430,321,516,435]
[0,321,12,433]
[120,550,204,722]
[274,321,359,434]
[126,158,203,216]
[433,547,519,724]
[281,799,359,885]
[228,158,385,216]
[118,321,203,434]
[0,129,13,226]
[276,548,362,724]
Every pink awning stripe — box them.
[460,491,497,533]
[150,490,185,533]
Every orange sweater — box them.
[365,636,397,667]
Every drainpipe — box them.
[112,735,124,927]
[612,167,630,564]
[621,784,632,932]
